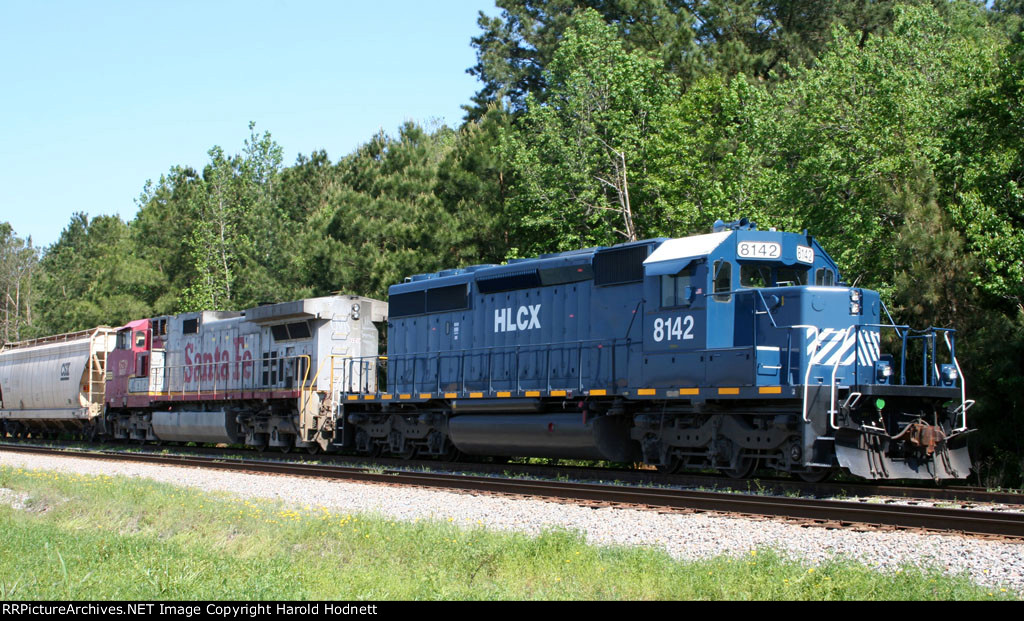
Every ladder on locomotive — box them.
[329,355,350,436]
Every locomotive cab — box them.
[639,224,839,390]
[637,219,970,479]
[108,318,155,404]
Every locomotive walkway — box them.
[2,443,1022,540]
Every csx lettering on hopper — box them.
[0,219,973,480]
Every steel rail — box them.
[2,444,1023,539]
[0,439,1021,506]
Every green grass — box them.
[0,465,1016,600]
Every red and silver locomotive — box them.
[1,295,386,452]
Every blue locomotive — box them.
[333,219,970,480]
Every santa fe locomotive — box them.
[0,219,973,480]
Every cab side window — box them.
[661,266,695,307]
[713,260,732,302]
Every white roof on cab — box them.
[643,231,733,265]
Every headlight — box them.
[875,360,893,384]
[849,289,861,302]
[939,364,958,386]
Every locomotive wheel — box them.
[656,456,685,475]
[360,443,383,458]
[305,444,321,456]
[724,457,758,479]
[795,467,833,483]
[440,442,463,462]
[394,445,418,460]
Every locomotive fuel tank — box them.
[448,413,636,461]
[150,409,242,444]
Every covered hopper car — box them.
[0,327,116,439]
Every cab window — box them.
[815,268,835,286]
[116,330,131,350]
[740,265,771,288]
[134,331,147,349]
[713,260,732,302]
[776,267,809,286]
[661,266,695,307]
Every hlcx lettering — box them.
[494,305,541,333]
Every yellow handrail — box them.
[299,353,388,412]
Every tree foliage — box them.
[949,31,1024,307]
[35,214,160,333]
[647,73,770,235]
[500,9,676,254]
[133,123,287,313]
[0,223,38,344]
[303,121,508,300]
[756,2,1000,292]
[466,0,919,119]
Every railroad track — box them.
[1,438,1020,507]
[2,443,1023,540]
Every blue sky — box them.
[0,1,498,248]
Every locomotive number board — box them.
[737,241,781,259]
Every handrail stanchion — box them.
[487,350,493,394]
[577,342,584,393]
[828,326,855,430]
[515,346,521,393]
[853,325,859,386]
[943,332,970,432]
[921,335,928,387]
[546,347,552,392]
[930,331,938,387]
[461,350,466,395]
[606,340,614,389]
[901,330,908,386]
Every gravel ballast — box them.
[2,451,1021,595]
